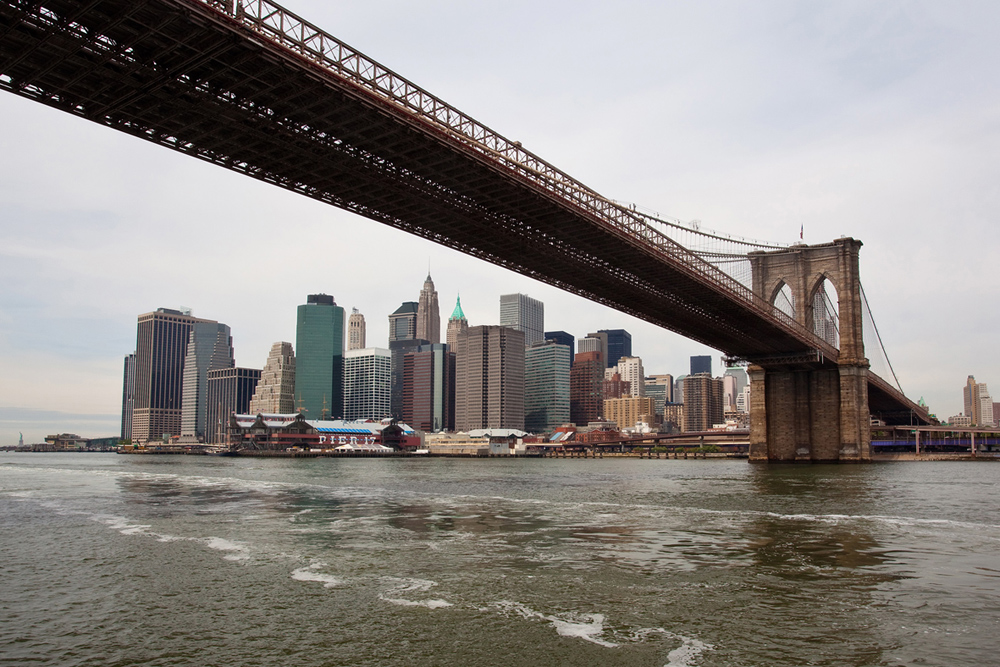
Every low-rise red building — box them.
[228,413,421,450]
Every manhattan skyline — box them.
[2,1,999,442]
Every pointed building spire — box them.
[450,293,467,322]
[446,293,469,349]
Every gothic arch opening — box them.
[810,275,840,349]
[770,281,795,320]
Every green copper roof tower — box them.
[295,294,345,419]
[450,294,466,321]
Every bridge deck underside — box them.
[0,0,929,422]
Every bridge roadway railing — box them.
[197,0,835,356]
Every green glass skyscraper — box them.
[295,294,345,419]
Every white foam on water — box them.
[379,577,453,609]
[493,601,618,648]
[93,514,152,535]
[202,536,250,561]
[664,636,713,667]
[291,563,342,588]
[625,627,714,666]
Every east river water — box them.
[1,454,999,666]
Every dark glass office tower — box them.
[690,355,712,377]
[598,329,631,368]
[294,294,345,419]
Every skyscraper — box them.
[343,348,392,420]
[964,375,976,422]
[599,329,631,368]
[295,294,345,419]
[347,308,366,351]
[644,374,674,420]
[388,300,426,419]
[454,325,525,431]
[500,293,544,346]
[690,355,712,376]
[389,302,419,342]
[524,340,571,433]
[120,352,135,441]
[390,338,429,418]
[206,367,260,444]
[723,366,748,413]
[131,308,220,444]
[544,331,574,365]
[403,343,456,432]
[249,342,296,414]
[673,375,687,404]
[416,273,440,344]
[612,356,646,397]
[581,332,608,367]
[181,321,234,439]
[570,350,605,426]
[682,373,723,432]
[963,376,994,427]
[446,295,469,349]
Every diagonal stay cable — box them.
[860,282,903,393]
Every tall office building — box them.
[544,331,574,365]
[390,338,429,418]
[736,385,751,414]
[646,374,674,403]
[963,376,976,423]
[120,352,136,441]
[446,295,469,349]
[673,375,687,404]
[644,374,674,420]
[181,321,234,439]
[963,376,994,427]
[403,343,456,432]
[570,350,605,426]
[347,308,366,351]
[416,273,441,344]
[682,373,724,432]
[389,302,419,342]
[599,329,631,368]
[454,325,525,431]
[206,367,260,444]
[343,348,392,420]
[723,366,748,413]
[500,293,544,346]
[249,342,296,414]
[581,332,608,367]
[612,356,645,397]
[690,355,712,376]
[131,308,220,444]
[295,294,345,420]
[524,340,571,433]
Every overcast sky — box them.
[2,0,999,444]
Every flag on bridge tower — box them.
[800,224,803,240]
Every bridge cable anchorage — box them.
[860,281,903,393]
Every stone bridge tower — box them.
[746,238,870,462]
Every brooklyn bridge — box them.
[0,0,935,461]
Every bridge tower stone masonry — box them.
[747,238,870,462]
